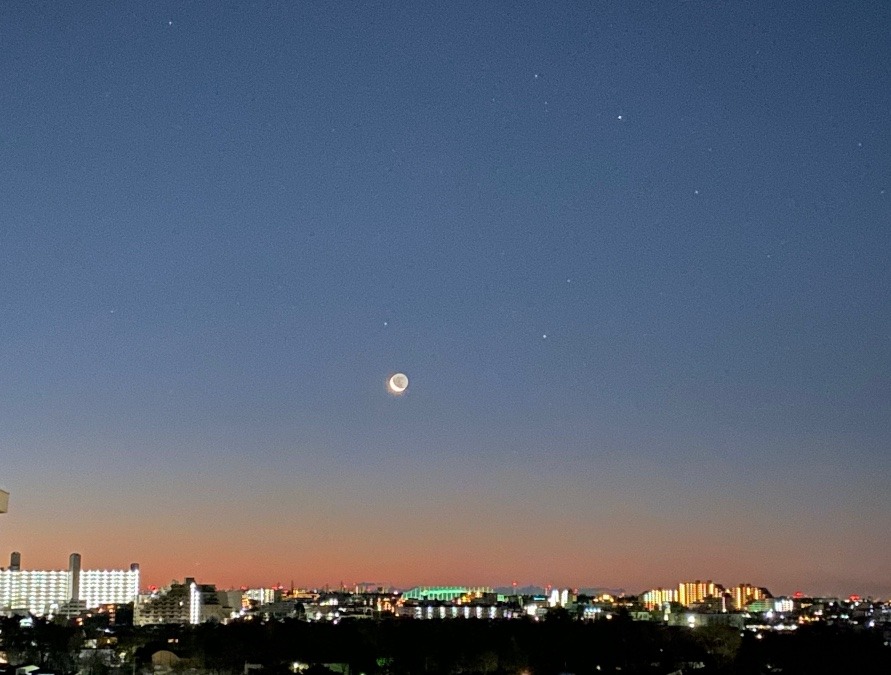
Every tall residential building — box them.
[0,568,69,614]
[0,553,139,616]
[81,564,140,609]
[548,588,571,608]
[731,583,771,610]
[641,587,678,610]
[677,580,722,607]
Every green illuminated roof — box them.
[401,586,493,601]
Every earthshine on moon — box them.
[387,372,409,395]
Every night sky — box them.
[1,1,888,597]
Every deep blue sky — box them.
[1,1,888,595]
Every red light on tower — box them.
[793,591,804,599]
[849,594,861,602]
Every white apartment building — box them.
[0,552,139,616]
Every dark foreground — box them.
[1,615,888,675]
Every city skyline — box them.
[1,2,888,598]
[0,541,870,609]
[0,543,877,601]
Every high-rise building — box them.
[641,587,678,610]
[0,568,69,614]
[730,583,771,610]
[0,490,8,514]
[80,563,141,609]
[0,553,139,616]
[547,588,571,607]
[677,580,722,607]
[9,552,21,571]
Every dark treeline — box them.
[2,614,888,675]
[173,615,706,674]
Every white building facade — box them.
[0,553,139,616]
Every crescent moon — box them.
[388,373,408,394]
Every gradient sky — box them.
[1,1,888,597]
